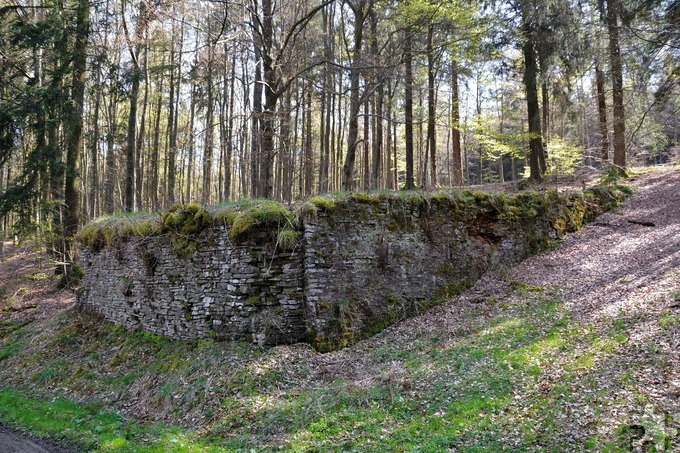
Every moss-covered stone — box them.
[276,228,300,251]
[227,200,293,242]
[307,196,337,212]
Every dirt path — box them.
[0,425,75,453]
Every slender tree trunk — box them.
[392,89,398,189]
[426,24,437,187]
[342,0,366,191]
[250,52,262,198]
[362,97,370,190]
[89,67,101,219]
[134,45,148,211]
[319,7,332,193]
[595,65,610,164]
[281,90,292,202]
[371,81,383,190]
[166,55,177,206]
[224,50,236,201]
[202,46,215,204]
[522,22,545,181]
[606,0,626,171]
[303,87,313,196]
[450,61,463,185]
[151,76,162,210]
[186,81,196,202]
[104,96,117,214]
[385,80,393,190]
[63,0,89,281]
[404,28,415,190]
[125,63,139,211]
[258,0,278,199]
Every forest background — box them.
[0,0,678,282]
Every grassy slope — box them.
[0,281,676,451]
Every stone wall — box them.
[78,186,627,350]
[80,225,307,345]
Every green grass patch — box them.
[0,387,234,452]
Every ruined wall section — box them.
[79,226,306,345]
[302,191,585,350]
[78,187,627,350]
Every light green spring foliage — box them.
[545,137,583,175]
[470,115,530,160]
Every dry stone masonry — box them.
[78,186,628,351]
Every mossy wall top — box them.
[77,186,628,350]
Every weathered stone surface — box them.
[78,187,626,350]
[79,225,306,345]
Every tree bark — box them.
[426,24,437,187]
[202,43,215,204]
[342,0,367,191]
[62,0,89,282]
[404,28,415,190]
[595,64,609,164]
[522,22,545,181]
[450,60,463,185]
[606,0,626,171]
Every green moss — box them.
[161,204,212,236]
[159,204,212,258]
[295,201,318,218]
[432,279,474,301]
[276,228,300,251]
[77,213,161,252]
[246,296,261,306]
[508,279,544,294]
[349,192,381,204]
[214,208,239,225]
[308,196,337,211]
[227,200,293,242]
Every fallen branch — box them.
[627,219,655,227]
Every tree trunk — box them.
[281,90,293,202]
[404,28,415,190]
[450,61,463,185]
[134,46,148,211]
[362,97,370,190]
[89,66,101,219]
[304,86,314,196]
[522,22,545,181]
[62,0,89,283]
[202,45,215,204]
[371,82,384,191]
[319,6,333,194]
[595,65,610,164]
[166,45,177,206]
[250,49,262,198]
[342,0,366,191]
[224,50,237,201]
[186,80,196,202]
[606,0,626,171]
[125,63,139,211]
[426,24,437,187]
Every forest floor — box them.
[0,166,678,452]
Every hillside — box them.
[0,168,678,452]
